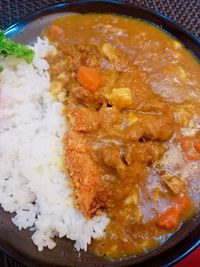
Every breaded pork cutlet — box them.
[64,130,107,218]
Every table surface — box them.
[0,0,200,266]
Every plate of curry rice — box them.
[1,1,200,266]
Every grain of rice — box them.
[0,37,109,251]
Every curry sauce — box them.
[46,14,200,259]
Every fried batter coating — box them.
[64,131,107,217]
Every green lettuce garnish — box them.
[0,30,35,71]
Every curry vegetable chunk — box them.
[46,14,200,259]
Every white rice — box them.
[0,38,108,251]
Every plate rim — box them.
[1,1,200,266]
[4,0,200,45]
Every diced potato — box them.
[102,43,117,61]
[49,81,63,96]
[128,112,138,126]
[163,175,184,194]
[133,209,142,223]
[152,187,164,201]
[57,72,69,84]
[107,87,133,109]
[124,186,139,205]
[124,195,135,205]
[57,91,67,103]
[173,40,182,49]
[173,103,195,128]
[178,67,187,80]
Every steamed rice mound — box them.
[0,38,108,251]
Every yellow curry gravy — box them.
[46,14,200,259]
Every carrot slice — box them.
[77,66,101,92]
[49,24,64,40]
[194,141,200,153]
[181,136,193,151]
[157,194,193,230]
[156,207,180,230]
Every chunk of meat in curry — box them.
[46,14,200,259]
